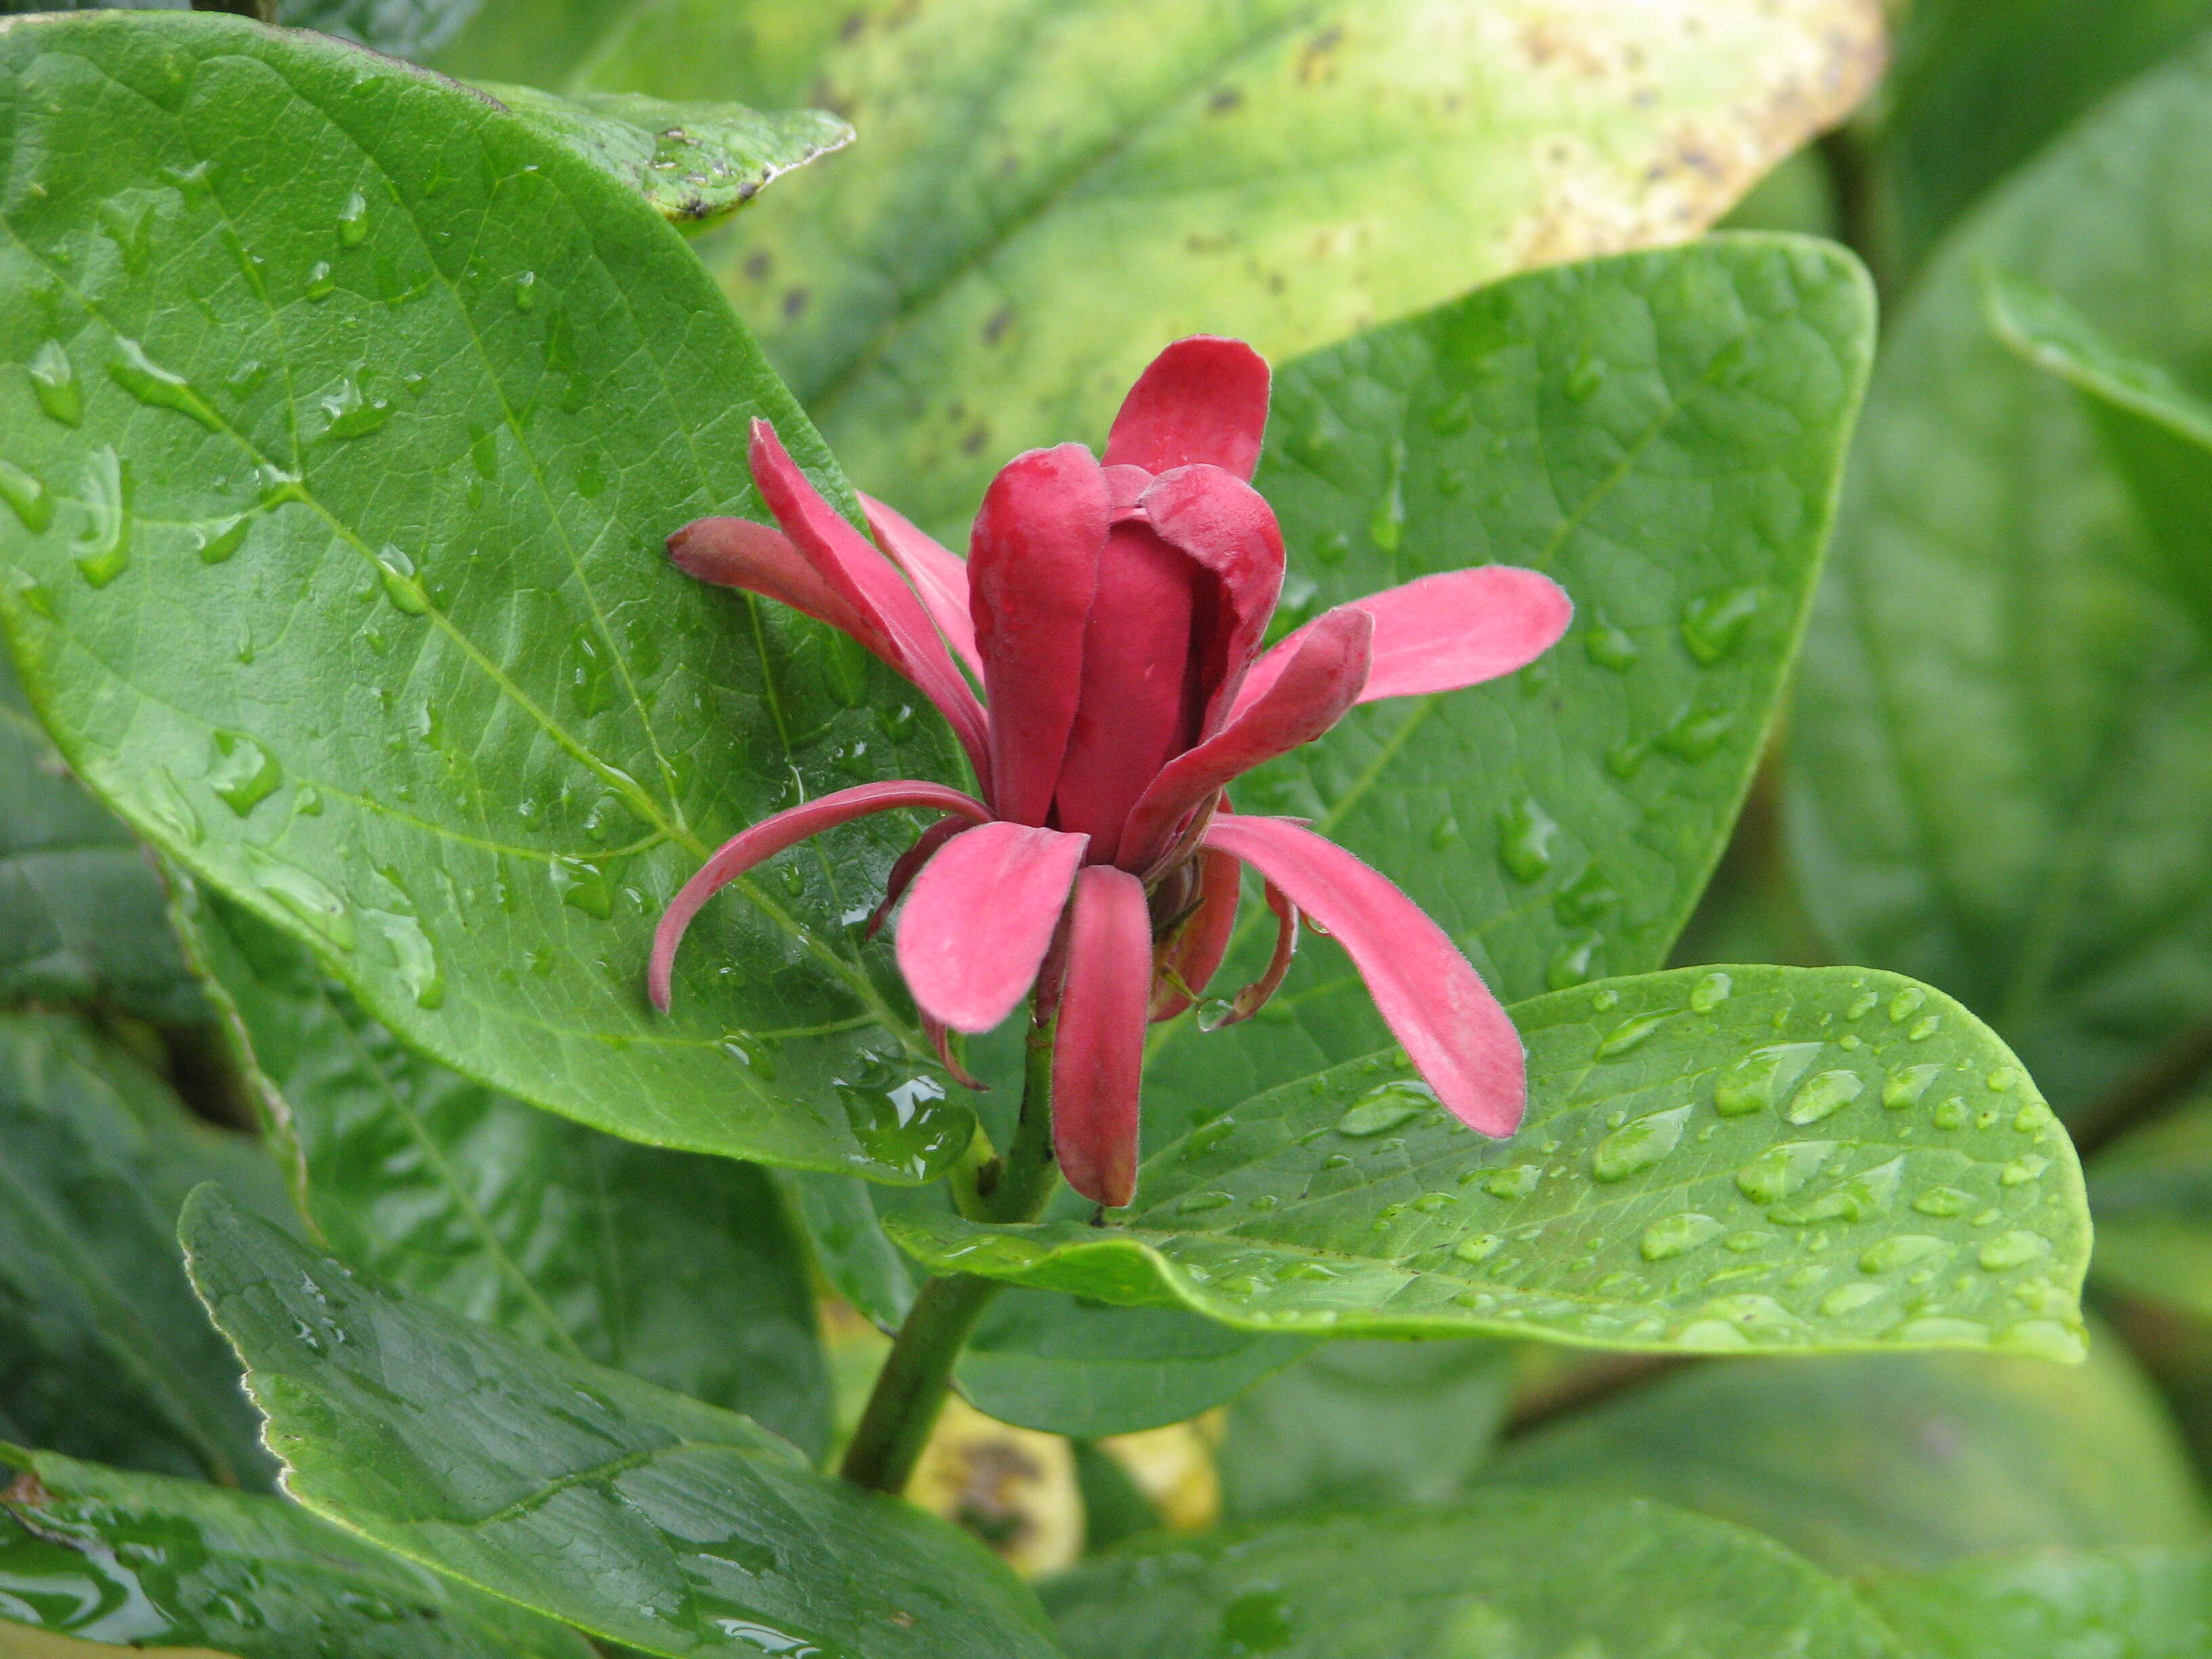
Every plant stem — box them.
[838,1019,1060,1494]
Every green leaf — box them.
[470,82,852,234]
[1214,1338,1515,1521]
[0,1442,593,1659]
[0,1624,235,1659]
[2086,1095,2212,1322]
[1862,1544,2212,1658]
[1142,237,1876,1130]
[1491,1337,2210,1572]
[0,649,201,1021]
[1788,37,2212,1118]
[179,1189,1064,1659]
[0,1011,283,1488]
[277,0,483,60]
[1042,1490,1898,1659]
[586,0,1885,535]
[778,1169,921,1329]
[890,965,2092,1358]
[174,882,832,1458]
[0,11,975,1183]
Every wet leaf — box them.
[1863,1544,2212,1658]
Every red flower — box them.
[652,338,1571,1207]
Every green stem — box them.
[838,1019,1059,1493]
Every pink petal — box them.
[1137,465,1284,735]
[1211,879,1298,1028]
[896,821,1089,1033]
[1119,607,1372,874]
[1052,865,1151,1208]
[668,518,881,648]
[1202,815,1525,1136]
[865,814,971,940]
[968,444,1111,826]
[1105,336,1271,481]
[1234,567,1571,718]
[749,422,993,783]
[1148,848,1244,1022]
[924,1014,983,1090]
[651,781,990,1012]
[859,493,982,682]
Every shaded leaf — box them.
[0,11,973,1183]
[180,1189,1063,1659]
[0,1443,592,1659]
[176,882,832,1457]
[1864,1544,2212,1657]
[2087,1095,2212,1323]
[279,0,482,60]
[892,966,2091,1358]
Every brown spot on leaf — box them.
[983,306,1014,344]
[1209,86,1243,113]
[1296,26,1343,85]
[960,422,991,455]
[743,251,772,282]
[840,9,865,41]
[782,288,809,320]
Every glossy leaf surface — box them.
[0,1444,592,1659]
[893,966,2092,1357]
[181,1190,1063,1659]
[178,884,832,1456]
[1864,1544,2212,1658]
[0,12,972,1183]
[1043,1490,1896,1659]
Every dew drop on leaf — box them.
[372,546,429,614]
[28,340,81,425]
[0,460,52,533]
[1496,795,1558,882]
[70,446,130,588]
[1734,1140,1835,1205]
[1679,585,1761,664]
[1640,1211,1724,1261]
[1592,1105,1689,1181]
[245,848,356,951]
[1712,1042,1822,1117]
[1881,1064,1942,1110]
[108,337,222,430]
[306,260,336,300]
[1334,1080,1437,1136]
[1782,1069,1864,1126]
[207,729,281,817]
[337,189,369,246]
[1978,1231,2052,1271]
[1689,971,1732,1012]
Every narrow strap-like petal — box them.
[1052,865,1151,1208]
[896,821,1089,1033]
[1119,607,1372,874]
[1148,848,1244,1022]
[651,781,990,1012]
[859,493,983,682]
[968,443,1111,825]
[749,421,993,783]
[1233,567,1572,718]
[1105,336,1271,481]
[865,815,970,940]
[1137,465,1284,735]
[1210,879,1298,1028]
[668,517,880,646]
[924,1013,983,1090]
[1202,815,1525,1136]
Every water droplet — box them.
[194,512,250,563]
[1860,1233,1950,1274]
[835,1054,968,1181]
[319,375,395,440]
[1497,795,1558,882]
[1595,1010,1669,1059]
[1565,352,1607,401]
[306,260,337,300]
[295,784,323,817]
[1592,1105,1689,1181]
[1179,1190,1233,1214]
[1604,738,1647,779]
[1820,1281,1889,1317]
[1783,1069,1865,1126]
[372,545,429,614]
[98,197,155,274]
[571,628,613,715]
[1846,991,1879,1019]
[1435,464,1466,497]
[70,446,129,587]
[1413,1192,1451,1213]
[1585,616,1638,671]
[245,849,356,950]
[1912,1185,1974,1216]
[1978,1231,2051,1271]
[1881,1064,1942,1110]
[514,270,539,311]
[1641,1211,1724,1261]
[1336,1080,1437,1136]
[1453,1233,1502,1263]
[0,459,53,533]
[2001,1155,2049,1187]
[258,463,308,509]
[207,729,281,816]
[1996,1320,2085,1362]
[1545,933,1601,991]
[1680,586,1762,664]
[1656,705,1736,762]
[28,341,81,426]
[1735,1140,1836,1205]
[1483,1164,1538,1200]
[1428,815,1460,851]
[1906,1017,1940,1042]
[337,189,369,246]
[108,337,221,430]
[1428,392,1474,435]
[142,765,201,846]
[1713,1042,1822,1116]
[1889,1315,1990,1345]
[1771,1155,1902,1225]
[1986,1067,2019,1093]
[553,856,613,919]
[1930,1097,1967,1130]
[1682,973,1734,1016]
[1368,437,1406,554]
[1552,864,1618,926]
[369,909,445,1009]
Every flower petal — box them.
[859,493,983,682]
[651,780,990,1012]
[1105,336,1271,481]
[1119,606,1372,873]
[1052,865,1151,1208]
[865,814,971,940]
[1149,848,1244,1023]
[749,421,993,781]
[1212,880,1298,1028]
[1137,465,1285,734]
[667,517,880,645]
[1233,567,1571,718]
[897,821,1090,1033]
[968,443,1111,825]
[1202,815,1525,1136]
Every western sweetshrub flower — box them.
[651,337,1571,1207]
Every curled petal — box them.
[859,493,982,682]
[1138,465,1284,733]
[1234,567,1572,718]
[668,518,878,644]
[1120,606,1372,874]
[1052,865,1151,1208]
[1105,336,1271,481]
[1202,815,1524,1136]
[865,815,970,940]
[651,781,989,1012]
[1149,848,1244,1022]
[1210,880,1298,1028]
[897,821,1089,1033]
[924,1014,984,1091]
[969,444,1111,825]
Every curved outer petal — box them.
[968,444,1111,825]
[1148,847,1244,1023]
[748,420,993,782]
[896,821,1090,1034]
[1212,879,1298,1027]
[650,781,989,1011]
[1052,865,1152,1208]
[1233,567,1572,718]
[1119,607,1372,874]
[859,492,982,682]
[1105,336,1271,481]
[865,813,971,939]
[667,517,879,645]
[1137,465,1284,734]
[1201,815,1525,1136]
